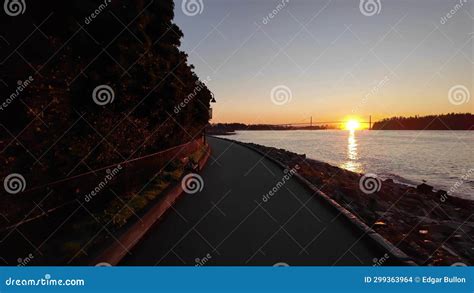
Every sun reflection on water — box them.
[340,130,363,173]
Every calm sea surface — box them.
[218,130,474,200]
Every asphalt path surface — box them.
[122,137,397,266]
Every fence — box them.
[1,137,206,231]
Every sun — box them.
[345,119,361,131]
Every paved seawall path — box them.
[122,137,400,266]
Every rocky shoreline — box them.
[241,141,473,266]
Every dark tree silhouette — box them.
[0,0,213,186]
[372,113,474,130]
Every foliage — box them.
[372,113,474,130]
[0,0,212,186]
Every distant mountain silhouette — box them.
[372,113,474,130]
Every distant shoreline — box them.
[208,113,474,132]
[207,129,474,136]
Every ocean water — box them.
[217,130,474,200]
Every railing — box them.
[1,137,206,231]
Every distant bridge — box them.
[271,116,374,129]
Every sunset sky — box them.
[175,0,473,124]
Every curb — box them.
[92,145,212,266]
[211,136,416,266]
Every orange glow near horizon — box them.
[344,119,362,131]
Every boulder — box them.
[417,183,433,194]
